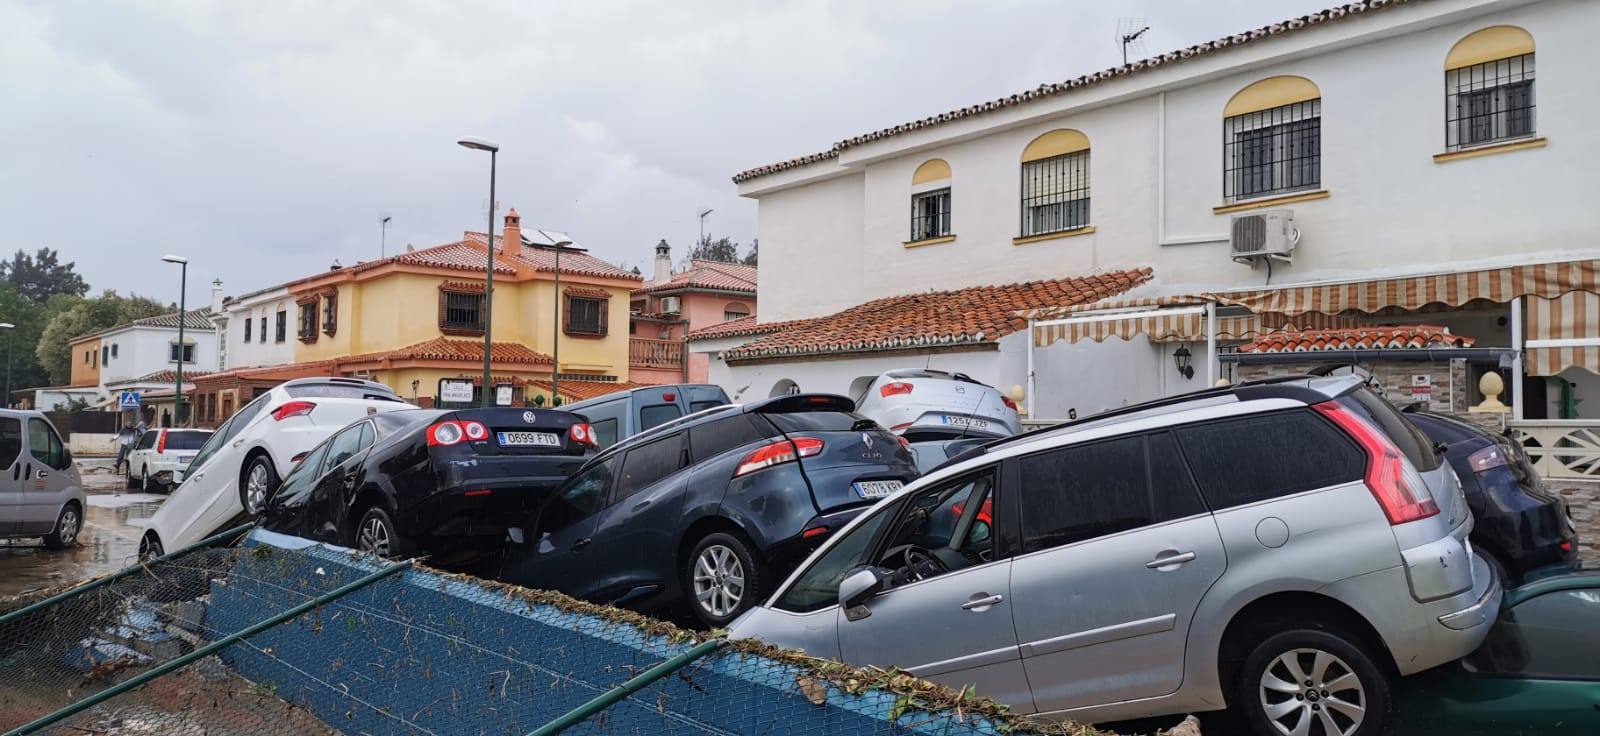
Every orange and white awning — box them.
[1526,290,1600,377]
[1216,259,1600,317]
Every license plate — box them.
[940,415,991,430]
[176,455,195,463]
[497,431,560,447]
[853,480,903,499]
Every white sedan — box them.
[139,377,414,558]
[851,369,1022,440]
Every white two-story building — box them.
[211,282,297,371]
[698,0,1600,471]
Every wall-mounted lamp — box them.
[1173,344,1195,380]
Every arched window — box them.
[1445,26,1535,150]
[723,301,751,321]
[910,159,952,242]
[1019,130,1090,237]
[770,379,800,397]
[1222,76,1321,202]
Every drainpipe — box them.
[1026,318,1036,420]
[1511,297,1524,421]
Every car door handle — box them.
[232,439,244,448]
[960,593,1004,611]
[570,538,592,552]
[1146,551,1197,569]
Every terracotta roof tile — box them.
[465,233,642,281]
[127,369,213,384]
[686,315,802,341]
[1238,325,1476,354]
[635,260,758,295]
[525,379,651,402]
[722,268,1152,361]
[734,0,1413,183]
[347,240,518,277]
[341,337,552,365]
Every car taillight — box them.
[271,401,316,421]
[1001,395,1019,412]
[734,437,824,478]
[460,420,488,441]
[1468,445,1508,474]
[880,382,914,398]
[1313,401,1439,525]
[427,420,465,446]
[569,422,597,448]
[156,430,167,454]
[897,435,910,449]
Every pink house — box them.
[629,240,757,384]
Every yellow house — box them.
[285,209,643,406]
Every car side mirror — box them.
[839,566,887,614]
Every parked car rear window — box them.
[162,431,210,450]
[1017,434,1203,554]
[1176,410,1364,510]
[688,415,768,463]
[638,403,682,432]
[1338,390,1441,472]
[285,383,402,401]
[0,417,20,469]
[590,418,619,449]
[689,400,724,413]
[760,411,869,433]
[614,434,684,504]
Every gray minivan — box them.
[562,384,729,449]
[0,410,85,549]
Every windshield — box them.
[163,431,210,450]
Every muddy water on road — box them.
[0,460,166,598]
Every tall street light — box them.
[457,136,499,407]
[162,255,188,426]
[548,237,573,406]
[0,322,13,408]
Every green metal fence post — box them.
[526,638,727,736]
[0,522,256,628]
[5,558,412,736]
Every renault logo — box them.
[522,411,537,423]
[862,432,874,448]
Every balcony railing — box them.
[630,338,684,369]
[1509,420,1600,480]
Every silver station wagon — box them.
[729,376,1501,736]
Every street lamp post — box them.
[162,255,189,426]
[0,322,13,408]
[549,238,573,406]
[457,136,500,408]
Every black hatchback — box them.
[1403,408,1578,584]
[493,394,919,627]
[263,407,597,560]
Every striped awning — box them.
[1217,259,1600,317]
[1526,291,1600,377]
[1033,310,1359,347]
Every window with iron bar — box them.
[1020,150,1090,237]
[910,187,951,241]
[1223,99,1320,202]
[440,290,486,333]
[297,301,318,341]
[565,295,607,336]
[1446,53,1534,151]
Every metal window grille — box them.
[243,318,252,342]
[297,302,316,339]
[259,315,267,343]
[1223,99,1320,201]
[1019,150,1090,237]
[321,294,337,335]
[441,291,485,331]
[566,296,605,335]
[910,187,951,241]
[274,312,285,342]
[1446,53,1535,150]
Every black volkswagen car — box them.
[263,407,597,560]
[1403,407,1578,584]
[493,393,919,627]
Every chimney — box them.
[653,239,672,283]
[210,279,224,314]
[502,208,522,253]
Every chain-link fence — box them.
[1,530,1196,736]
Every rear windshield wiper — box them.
[851,418,881,431]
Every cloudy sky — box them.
[2,0,1334,305]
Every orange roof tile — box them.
[341,337,552,365]
[465,233,641,281]
[686,314,804,341]
[722,268,1152,361]
[634,260,757,295]
[1237,325,1476,354]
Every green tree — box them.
[0,248,89,304]
[742,238,758,266]
[688,234,742,264]
[36,291,171,385]
[0,283,55,396]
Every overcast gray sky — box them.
[2,0,1334,305]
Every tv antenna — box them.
[697,207,713,244]
[379,214,392,258]
[1116,18,1150,66]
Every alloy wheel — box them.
[58,509,79,546]
[1259,647,1366,736]
[692,544,746,618]
[244,462,270,514]
[358,517,392,557]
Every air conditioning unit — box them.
[660,296,682,315]
[1230,209,1300,265]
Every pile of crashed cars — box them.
[143,372,1592,735]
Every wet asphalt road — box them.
[0,457,166,598]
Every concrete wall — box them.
[747,0,1600,322]
[222,289,296,370]
[67,336,100,389]
[99,326,219,384]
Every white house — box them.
[211,282,296,371]
[703,0,1600,434]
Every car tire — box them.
[139,533,164,562]
[42,503,82,550]
[1236,627,1390,736]
[141,465,158,493]
[1478,547,1516,588]
[354,506,413,559]
[125,466,140,489]
[239,454,279,516]
[685,531,767,628]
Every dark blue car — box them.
[496,394,918,626]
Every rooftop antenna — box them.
[380,214,392,258]
[697,207,714,246]
[1116,18,1150,66]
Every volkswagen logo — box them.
[522,411,537,423]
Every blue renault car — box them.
[495,394,918,626]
